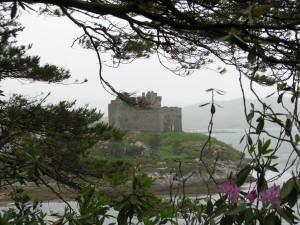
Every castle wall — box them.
[108,100,121,128]
[108,92,182,132]
[159,107,182,131]
[118,108,161,132]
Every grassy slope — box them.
[138,131,241,161]
[91,131,242,163]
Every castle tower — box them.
[108,91,182,132]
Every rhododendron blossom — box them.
[246,189,258,204]
[260,184,281,209]
[218,181,240,203]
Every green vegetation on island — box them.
[90,131,241,160]
[83,131,245,194]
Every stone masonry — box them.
[108,91,182,132]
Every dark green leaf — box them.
[215,89,226,95]
[258,139,263,154]
[247,136,253,145]
[227,203,246,215]
[199,103,210,107]
[245,208,260,225]
[214,205,227,217]
[295,134,300,143]
[252,4,272,17]
[247,110,254,122]
[248,11,254,25]
[263,139,271,150]
[264,212,277,225]
[295,178,300,192]
[280,179,298,207]
[256,45,265,55]
[239,135,245,144]
[236,165,253,186]
[263,149,273,155]
[265,165,279,172]
[278,207,295,224]
[206,198,213,215]
[281,178,295,199]
[247,48,256,64]
[215,103,223,108]
[291,95,295,103]
[11,1,17,19]
[266,92,276,98]
[261,139,271,154]
[266,115,284,126]
[215,197,225,207]
[249,146,255,153]
[277,93,284,103]
[256,119,264,134]
[218,35,231,41]
[257,176,268,193]
[285,118,292,136]
[265,155,278,160]
[287,187,298,208]
[220,215,233,225]
[19,2,26,10]
[206,88,214,92]
[241,5,253,15]
[277,83,286,91]
[285,118,292,129]
[130,195,139,204]
[233,34,247,45]
[211,103,216,115]
[209,218,216,225]
[236,210,246,225]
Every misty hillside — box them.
[182,97,296,130]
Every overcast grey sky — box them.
[2,11,277,116]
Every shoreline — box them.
[0,182,219,207]
[0,160,252,206]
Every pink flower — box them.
[246,189,258,204]
[218,181,240,203]
[260,185,281,209]
[270,196,281,209]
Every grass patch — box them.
[89,131,242,163]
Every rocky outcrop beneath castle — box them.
[142,158,252,193]
[93,130,251,196]
[97,157,252,198]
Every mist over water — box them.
[208,127,299,186]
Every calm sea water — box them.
[206,127,299,185]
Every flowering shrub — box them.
[219,182,281,209]
[213,177,300,225]
[260,185,281,209]
[218,181,240,203]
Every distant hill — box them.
[182,97,295,130]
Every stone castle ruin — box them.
[108,91,182,132]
